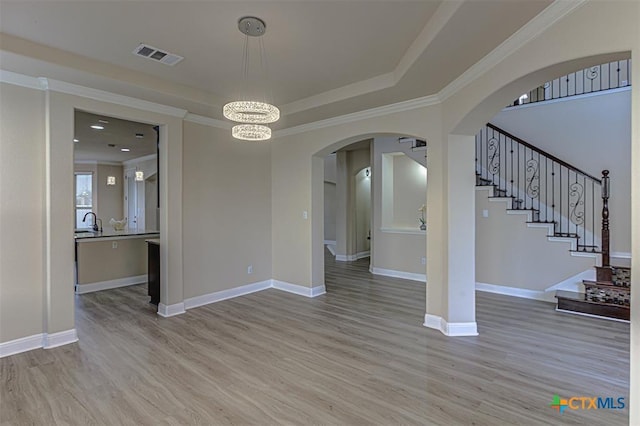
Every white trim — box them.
[556,308,629,323]
[157,302,186,317]
[272,280,326,298]
[326,244,336,256]
[336,251,370,262]
[570,251,600,260]
[545,269,594,293]
[122,153,157,167]
[273,95,439,138]
[379,227,426,235]
[371,267,426,282]
[43,329,78,349]
[184,113,231,129]
[323,240,336,245]
[184,280,272,310]
[476,282,556,303]
[0,333,44,358]
[423,314,478,336]
[43,78,188,118]
[546,236,578,251]
[75,274,147,294]
[437,0,587,101]
[611,251,632,259]
[0,69,43,90]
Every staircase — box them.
[556,265,631,321]
[476,124,631,321]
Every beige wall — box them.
[476,189,595,292]
[392,154,427,229]
[76,237,147,285]
[492,89,631,255]
[97,164,123,224]
[372,137,427,276]
[323,182,336,242]
[1,2,638,418]
[182,121,271,299]
[0,83,45,343]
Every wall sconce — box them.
[135,171,144,181]
[107,176,116,186]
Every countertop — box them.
[146,238,160,245]
[74,228,160,241]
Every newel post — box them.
[601,170,610,268]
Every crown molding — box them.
[280,73,395,116]
[0,69,44,90]
[437,0,587,102]
[274,94,439,139]
[184,113,231,129]
[43,78,188,118]
[394,1,463,83]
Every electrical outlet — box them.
[421,257,426,265]
[112,242,118,249]
[247,265,253,274]
[303,210,308,219]
[482,209,489,218]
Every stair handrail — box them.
[476,124,606,252]
[486,123,601,184]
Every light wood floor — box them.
[1,251,630,425]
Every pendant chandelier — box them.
[223,16,279,141]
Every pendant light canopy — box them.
[223,16,279,141]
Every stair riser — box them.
[557,298,630,321]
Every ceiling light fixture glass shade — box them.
[224,16,278,140]
[232,124,272,141]
[223,101,279,124]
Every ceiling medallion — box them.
[223,16,279,141]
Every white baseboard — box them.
[323,240,336,245]
[544,269,594,293]
[75,274,147,294]
[1,328,79,358]
[423,314,478,336]
[157,302,186,317]
[336,251,370,262]
[0,333,44,358]
[184,280,272,309]
[371,267,426,282]
[44,329,78,349]
[476,282,556,303]
[272,280,326,297]
[326,244,336,256]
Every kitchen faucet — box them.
[82,212,102,232]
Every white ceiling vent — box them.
[133,43,183,66]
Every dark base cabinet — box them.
[147,241,160,305]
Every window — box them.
[75,172,93,228]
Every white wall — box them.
[354,167,371,254]
[97,164,123,225]
[392,154,427,229]
[491,88,631,254]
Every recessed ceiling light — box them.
[90,125,104,130]
[73,138,79,142]
[121,148,130,152]
[98,119,110,124]
[135,133,144,138]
